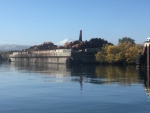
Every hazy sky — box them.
[0,0,150,45]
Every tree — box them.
[115,52,125,63]
[106,54,116,63]
[95,44,110,63]
[125,44,143,64]
[95,51,106,63]
[105,45,120,63]
[118,37,135,44]
[95,40,143,64]
[0,51,10,61]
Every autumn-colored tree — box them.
[125,44,143,64]
[96,37,143,64]
[115,52,125,63]
[95,51,106,63]
[105,45,119,63]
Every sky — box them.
[0,0,150,45]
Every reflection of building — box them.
[145,89,150,97]
[10,62,71,79]
[139,68,150,97]
[144,70,150,97]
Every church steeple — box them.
[79,30,82,41]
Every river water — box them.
[0,62,150,113]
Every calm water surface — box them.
[0,62,150,113]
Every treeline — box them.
[27,38,113,51]
[25,36,143,66]
[64,38,113,50]
[0,37,143,64]
[95,37,143,64]
[0,51,10,62]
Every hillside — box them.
[0,44,30,51]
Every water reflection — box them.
[10,63,142,85]
[9,62,150,96]
[10,62,71,79]
[69,65,140,85]
[2,63,150,113]
[138,69,150,97]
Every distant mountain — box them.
[0,44,31,51]
[56,38,73,45]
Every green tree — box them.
[118,37,135,44]
[0,51,10,61]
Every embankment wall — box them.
[9,50,97,64]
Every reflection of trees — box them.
[95,65,139,85]
[70,65,140,85]
[10,62,143,86]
